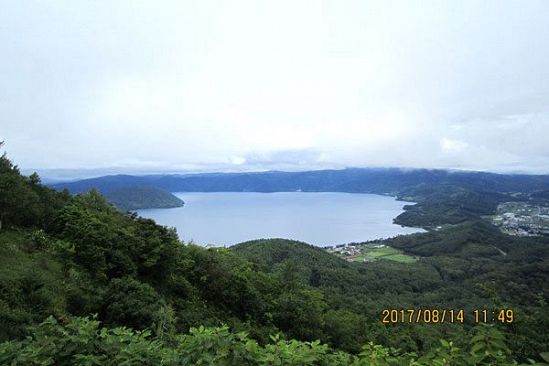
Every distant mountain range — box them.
[51,167,549,195]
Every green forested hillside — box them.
[393,184,516,228]
[233,236,549,353]
[1,148,549,365]
[103,186,184,211]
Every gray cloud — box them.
[1,0,549,176]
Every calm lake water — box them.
[136,192,424,247]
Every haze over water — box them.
[136,192,424,247]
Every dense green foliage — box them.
[2,315,548,365]
[0,148,70,231]
[1,146,549,364]
[232,234,549,358]
[394,184,514,228]
[103,186,184,211]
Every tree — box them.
[102,277,163,330]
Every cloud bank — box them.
[1,1,549,175]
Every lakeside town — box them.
[491,202,549,236]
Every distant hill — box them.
[51,168,549,195]
[232,238,349,271]
[102,186,184,211]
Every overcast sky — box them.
[1,0,549,177]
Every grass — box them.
[380,254,417,263]
[340,243,418,263]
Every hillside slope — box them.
[1,150,549,363]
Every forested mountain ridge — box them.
[1,147,549,364]
[52,168,549,195]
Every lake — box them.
[136,192,424,247]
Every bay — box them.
[136,192,424,247]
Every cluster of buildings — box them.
[325,243,363,257]
[325,242,387,261]
[492,202,549,236]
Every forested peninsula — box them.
[103,186,184,211]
